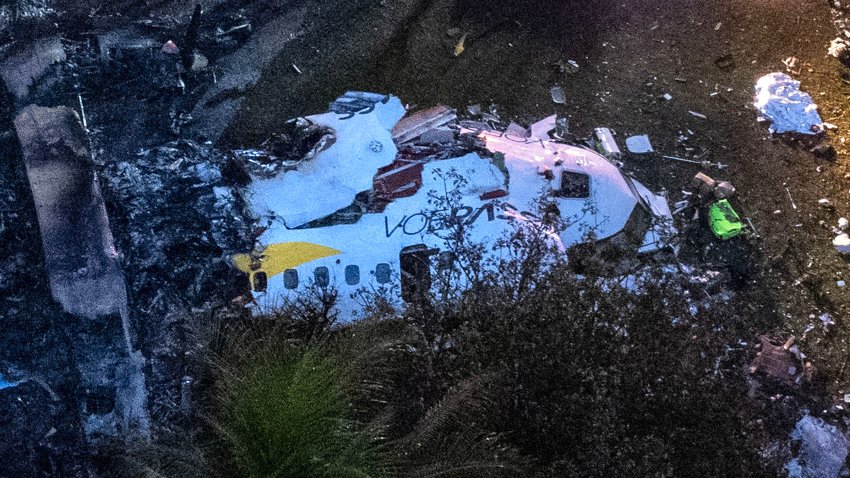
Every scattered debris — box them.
[554,59,580,74]
[661,93,673,101]
[392,105,457,144]
[161,40,180,55]
[818,198,832,207]
[783,56,800,74]
[749,336,806,385]
[625,134,653,153]
[550,85,566,104]
[661,155,728,170]
[833,233,850,254]
[829,37,850,67]
[786,415,849,478]
[688,110,708,120]
[291,63,302,74]
[754,73,823,135]
[786,186,798,210]
[454,32,468,56]
[594,127,621,158]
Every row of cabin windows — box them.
[281,263,393,290]
[251,245,444,303]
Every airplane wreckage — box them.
[232,92,676,317]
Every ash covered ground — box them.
[3,0,850,476]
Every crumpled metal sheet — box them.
[754,72,823,135]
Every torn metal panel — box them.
[372,159,425,211]
[14,105,150,440]
[14,105,127,319]
[1,35,65,100]
[391,105,457,144]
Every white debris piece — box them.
[818,198,832,207]
[834,233,850,254]
[838,217,848,230]
[754,73,823,135]
[249,95,405,228]
[625,135,654,153]
[662,93,673,101]
[786,415,850,478]
[828,37,850,64]
[688,110,707,119]
[551,85,566,104]
[529,115,557,140]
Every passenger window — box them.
[284,269,298,289]
[252,271,268,292]
[314,267,329,287]
[345,265,360,285]
[558,171,590,198]
[400,245,434,303]
[375,263,391,284]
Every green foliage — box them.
[214,344,385,478]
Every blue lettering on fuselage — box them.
[384,203,516,238]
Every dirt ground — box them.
[218,0,850,397]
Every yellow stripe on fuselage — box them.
[233,242,342,285]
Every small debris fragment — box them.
[818,198,832,207]
[714,181,735,199]
[688,110,708,120]
[782,56,800,74]
[625,134,653,153]
[550,85,567,104]
[834,233,850,253]
[454,32,468,56]
[662,93,673,101]
[786,187,798,210]
[838,217,848,230]
[829,37,850,67]
[291,64,302,75]
[161,40,180,55]
[594,127,621,158]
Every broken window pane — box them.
[558,171,590,198]
[252,271,268,292]
[284,269,298,289]
[314,266,329,287]
[375,263,391,284]
[400,245,433,302]
[345,265,360,285]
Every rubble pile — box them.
[103,139,252,424]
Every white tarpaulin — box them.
[754,72,823,135]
